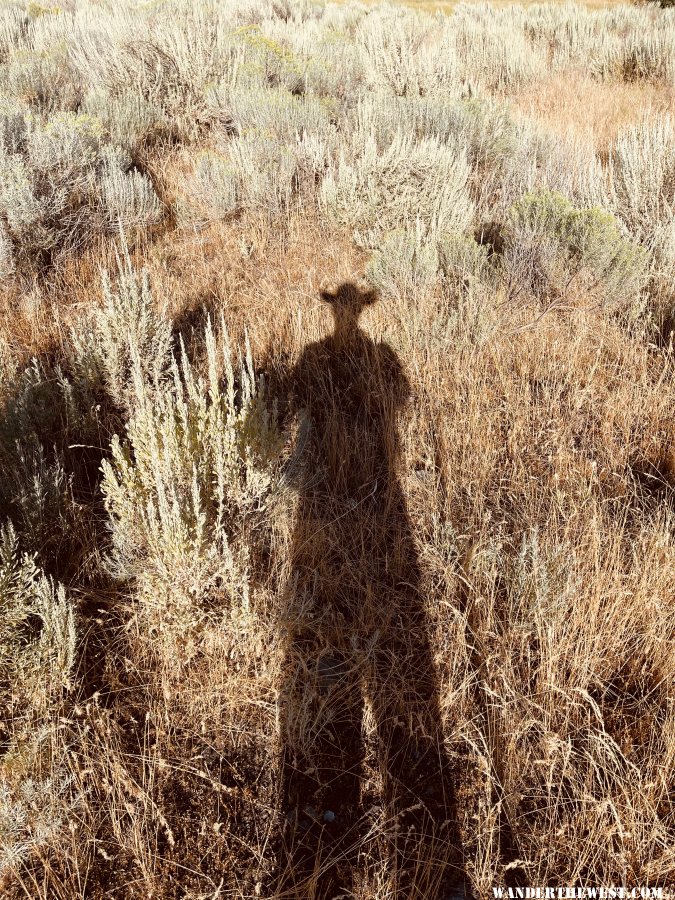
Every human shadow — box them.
[273,284,465,899]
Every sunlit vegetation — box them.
[0,0,673,897]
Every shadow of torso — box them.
[289,327,420,632]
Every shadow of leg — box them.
[277,639,366,899]
[366,603,465,900]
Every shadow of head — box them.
[320,282,377,331]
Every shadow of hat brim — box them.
[320,284,378,307]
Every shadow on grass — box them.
[274,284,466,899]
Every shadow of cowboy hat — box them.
[319,282,378,312]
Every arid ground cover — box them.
[0,0,674,897]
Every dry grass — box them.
[2,205,673,898]
[1,1,674,898]
[511,74,675,157]
[360,0,638,12]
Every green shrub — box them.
[503,190,648,305]
[231,23,304,92]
